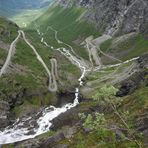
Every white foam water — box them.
[0,88,79,145]
[0,25,88,145]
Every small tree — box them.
[79,112,113,141]
[93,85,121,106]
[79,112,106,131]
[80,85,141,147]
[93,85,141,148]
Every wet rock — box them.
[40,132,65,148]
[40,125,79,148]
[135,114,148,146]
[14,139,40,148]
[56,91,84,107]
[0,101,10,129]
[50,107,81,131]
[116,80,136,97]
[116,54,148,97]
[53,144,68,148]
[56,91,75,107]
[138,54,148,69]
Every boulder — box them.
[40,132,65,148]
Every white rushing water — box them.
[0,88,80,144]
[0,27,87,145]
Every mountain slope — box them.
[0,0,54,27]
[0,0,147,147]
[0,0,53,10]
[57,0,148,35]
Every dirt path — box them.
[0,31,21,77]
[20,30,58,92]
[84,34,122,71]
[47,26,76,55]
[49,58,58,92]
[0,29,58,92]
[43,26,91,85]
[85,36,102,68]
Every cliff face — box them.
[57,0,148,36]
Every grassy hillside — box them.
[0,0,53,10]
[28,5,100,60]
[0,3,147,147]
[0,0,53,28]
[100,34,148,61]
[0,17,18,43]
[0,16,80,118]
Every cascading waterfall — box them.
[0,80,82,145]
[0,24,139,145]
[0,28,86,144]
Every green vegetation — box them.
[11,8,46,28]
[79,112,109,139]
[100,34,148,60]
[13,39,48,74]
[29,5,100,60]
[100,38,113,52]
[0,17,18,43]
[74,85,144,147]
[120,87,148,120]
[0,48,7,60]
[12,92,55,117]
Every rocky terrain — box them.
[57,0,148,36]
[0,0,148,147]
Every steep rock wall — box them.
[56,0,148,36]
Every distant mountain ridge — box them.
[0,0,53,10]
[0,0,54,24]
[0,0,53,18]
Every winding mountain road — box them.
[85,36,102,68]
[0,23,142,145]
[49,58,58,92]
[0,31,21,77]
[20,30,58,92]
[0,30,58,92]
[39,25,90,85]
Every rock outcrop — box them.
[57,0,148,36]
[0,101,11,129]
[116,54,148,97]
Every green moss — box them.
[70,130,117,148]
[60,63,80,76]
[100,39,113,52]
[0,48,7,60]
[36,131,55,139]
[120,87,148,117]
[12,98,39,117]
[2,144,14,148]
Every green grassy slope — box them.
[100,34,148,61]
[28,5,100,60]
[10,8,47,28]
[0,17,18,43]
